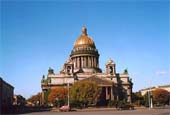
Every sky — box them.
[1,0,169,99]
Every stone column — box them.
[89,56,91,68]
[111,87,114,100]
[79,56,81,68]
[83,56,85,68]
[75,57,77,68]
[97,58,99,67]
[81,56,84,68]
[73,58,75,68]
[91,56,93,67]
[105,87,108,100]
[84,56,86,67]
[127,88,132,103]
[116,88,119,101]
[93,57,94,67]
[76,57,78,68]
[106,87,111,100]
[94,57,96,67]
[77,57,79,68]
[91,57,93,67]
[93,57,95,68]
[86,56,87,67]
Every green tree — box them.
[70,81,101,107]
[132,92,145,106]
[143,91,151,107]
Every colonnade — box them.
[105,86,119,101]
[72,56,99,69]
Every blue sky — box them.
[1,0,169,99]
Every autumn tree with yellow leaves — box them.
[48,87,68,107]
[70,81,101,107]
[152,89,170,105]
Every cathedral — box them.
[41,26,133,106]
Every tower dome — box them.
[70,26,102,73]
[74,26,96,48]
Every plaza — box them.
[19,108,170,115]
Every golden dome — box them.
[74,26,95,48]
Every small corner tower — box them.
[106,58,116,75]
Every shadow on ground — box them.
[1,106,51,115]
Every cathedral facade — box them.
[41,26,133,106]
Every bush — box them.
[107,100,119,107]
[70,101,83,109]
[55,100,65,107]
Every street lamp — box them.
[150,88,153,109]
[148,86,153,109]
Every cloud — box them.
[156,71,170,76]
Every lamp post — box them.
[150,88,153,109]
[148,90,151,109]
[148,81,153,109]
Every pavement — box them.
[18,108,170,115]
[3,106,169,115]
[51,106,146,112]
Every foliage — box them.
[70,100,82,109]
[27,93,41,105]
[70,81,101,107]
[44,89,50,105]
[143,91,151,107]
[152,89,170,105]
[48,87,68,107]
[132,92,145,106]
[107,100,119,107]
[141,89,170,107]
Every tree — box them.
[132,92,145,106]
[27,93,41,106]
[48,87,68,107]
[70,81,101,107]
[152,89,170,105]
[143,91,155,107]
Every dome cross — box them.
[82,26,87,36]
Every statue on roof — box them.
[106,58,115,65]
[124,68,128,74]
[48,67,54,75]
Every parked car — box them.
[59,105,70,112]
[117,104,134,110]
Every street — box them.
[18,108,170,115]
